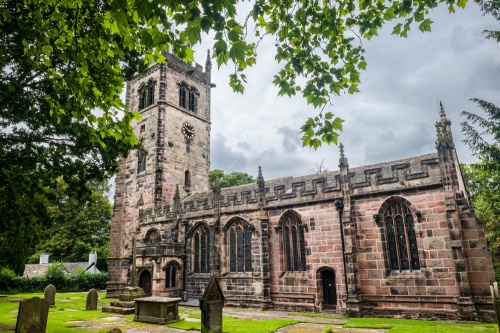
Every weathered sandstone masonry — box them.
[107,53,494,321]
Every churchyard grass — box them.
[0,292,498,332]
[344,317,497,332]
[166,315,298,333]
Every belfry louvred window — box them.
[383,201,420,272]
[138,80,155,110]
[228,222,252,273]
[279,211,307,272]
[178,82,198,112]
[192,227,209,274]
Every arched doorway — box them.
[139,270,152,296]
[321,269,337,309]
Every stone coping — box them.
[135,297,182,303]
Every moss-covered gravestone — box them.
[15,297,49,333]
[86,288,98,310]
[43,284,56,307]
[200,274,225,333]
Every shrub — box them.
[0,267,108,293]
[0,267,16,291]
[45,263,67,289]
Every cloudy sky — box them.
[193,2,499,181]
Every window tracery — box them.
[382,200,420,272]
[191,226,209,274]
[163,261,180,288]
[278,211,307,272]
[227,221,252,273]
[178,82,198,112]
[138,80,156,110]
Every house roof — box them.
[23,262,101,277]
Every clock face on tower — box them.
[182,122,195,140]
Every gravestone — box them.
[109,328,122,333]
[43,284,56,307]
[199,274,225,333]
[86,288,98,310]
[15,297,49,333]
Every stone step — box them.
[110,300,135,308]
[102,306,135,315]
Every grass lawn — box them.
[0,292,497,333]
[344,317,498,333]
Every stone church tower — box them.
[107,54,495,321]
[107,53,213,296]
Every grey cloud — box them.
[210,134,248,172]
[237,141,252,151]
[277,126,302,153]
[248,149,311,180]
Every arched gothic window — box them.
[138,84,147,110]
[279,211,307,272]
[188,88,197,112]
[383,200,420,272]
[164,261,180,289]
[191,226,209,274]
[227,222,252,273]
[138,80,155,110]
[147,80,155,106]
[179,83,187,108]
[178,82,198,112]
[145,228,160,244]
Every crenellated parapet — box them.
[349,154,440,191]
[138,153,442,223]
[164,52,211,85]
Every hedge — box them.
[0,267,108,293]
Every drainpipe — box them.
[182,218,189,302]
[335,198,349,302]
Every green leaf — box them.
[229,41,246,62]
[41,45,53,55]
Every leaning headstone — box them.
[43,284,56,307]
[199,274,225,333]
[86,288,98,310]
[15,297,49,333]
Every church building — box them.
[106,53,495,320]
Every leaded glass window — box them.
[164,261,180,289]
[192,227,209,274]
[280,211,307,273]
[383,201,420,272]
[227,222,252,273]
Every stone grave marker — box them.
[199,274,225,333]
[15,297,49,333]
[109,328,122,333]
[43,284,56,307]
[86,288,98,310]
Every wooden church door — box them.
[139,270,152,296]
[321,270,337,308]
